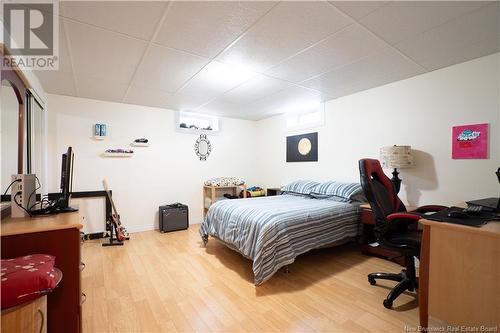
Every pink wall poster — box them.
[452,123,488,159]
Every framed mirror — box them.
[1,46,40,204]
[1,80,21,195]
[195,134,211,161]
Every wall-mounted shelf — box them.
[103,152,134,157]
[131,142,149,147]
[93,136,105,141]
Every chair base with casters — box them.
[368,255,418,309]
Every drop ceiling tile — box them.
[33,19,75,96]
[123,85,172,109]
[266,24,387,83]
[359,1,489,45]
[155,1,276,58]
[216,1,354,72]
[124,85,211,111]
[330,1,389,20]
[301,47,425,99]
[56,19,73,72]
[61,1,167,40]
[178,61,258,99]
[164,91,213,111]
[34,70,77,96]
[66,20,148,84]
[133,45,210,93]
[76,74,129,103]
[196,99,253,119]
[396,3,500,70]
[219,74,292,105]
[245,85,324,117]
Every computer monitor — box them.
[54,146,78,213]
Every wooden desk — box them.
[419,213,500,328]
[1,212,83,333]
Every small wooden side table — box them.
[203,184,247,216]
[360,204,414,266]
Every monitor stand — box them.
[58,206,79,213]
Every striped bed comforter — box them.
[199,194,361,285]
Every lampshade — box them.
[380,145,414,169]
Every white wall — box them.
[46,54,500,233]
[256,53,500,207]
[47,95,258,232]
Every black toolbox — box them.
[159,203,189,233]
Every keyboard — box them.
[464,204,483,215]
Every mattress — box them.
[199,194,361,285]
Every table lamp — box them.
[380,145,414,193]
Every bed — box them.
[199,193,361,285]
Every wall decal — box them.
[286,132,318,162]
[452,123,488,159]
[195,134,211,161]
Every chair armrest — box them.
[412,205,448,214]
[386,212,421,223]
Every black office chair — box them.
[359,158,447,309]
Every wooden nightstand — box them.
[360,204,408,266]
[203,185,247,216]
[266,188,282,196]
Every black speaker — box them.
[159,203,189,233]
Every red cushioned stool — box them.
[1,254,62,310]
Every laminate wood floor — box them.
[81,227,430,332]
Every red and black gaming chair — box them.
[358,158,447,309]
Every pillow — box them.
[1,254,57,309]
[204,177,245,187]
[281,180,319,196]
[350,191,367,203]
[311,181,363,202]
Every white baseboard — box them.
[126,224,155,233]
[126,221,201,234]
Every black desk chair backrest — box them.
[359,158,412,243]
[359,158,406,220]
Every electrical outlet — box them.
[10,174,36,218]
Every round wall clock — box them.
[195,134,211,161]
